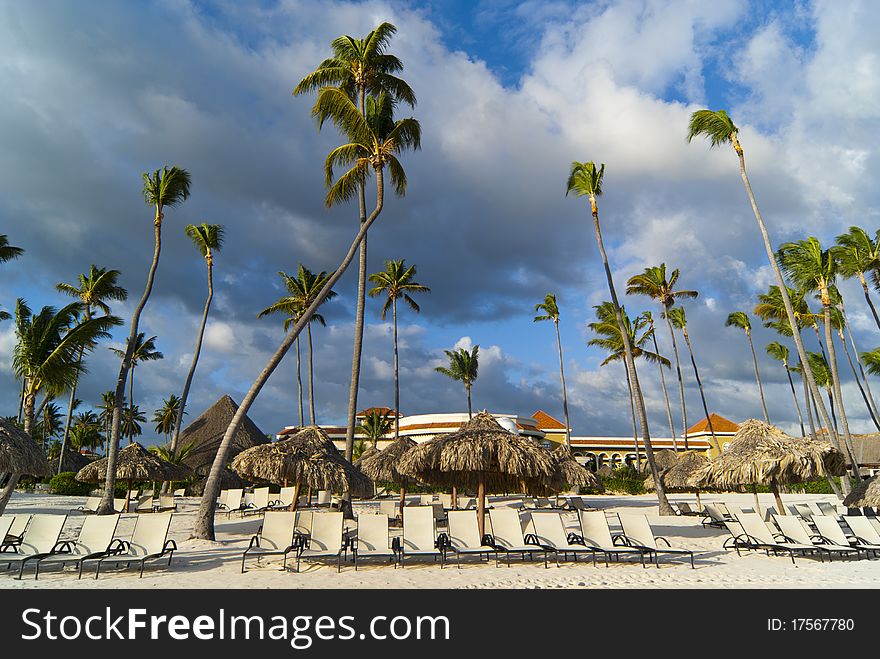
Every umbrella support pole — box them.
[290,482,301,512]
[695,491,702,510]
[770,480,785,516]
[751,485,761,518]
[477,479,486,539]
[399,487,406,521]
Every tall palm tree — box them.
[834,226,880,331]
[121,404,145,443]
[368,259,429,440]
[435,346,479,418]
[0,234,24,323]
[828,294,880,430]
[110,333,163,411]
[294,22,416,480]
[356,409,394,449]
[35,401,64,452]
[777,238,859,472]
[836,298,880,426]
[533,293,572,449]
[259,266,337,425]
[70,411,103,453]
[643,310,678,449]
[567,161,672,515]
[725,311,769,422]
[193,93,420,540]
[154,394,182,443]
[687,110,839,486]
[765,341,806,436]
[667,306,720,453]
[96,390,116,455]
[0,301,116,513]
[101,165,190,515]
[805,352,838,433]
[626,264,698,450]
[55,265,126,473]
[169,224,223,457]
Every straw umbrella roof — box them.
[357,437,418,485]
[842,475,880,508]
[75,442,192,483]
[396,411,556,494]
[186,469,249,496]
[0,418,49,476]
[692,419,846,489]
[55,449,93,474]
[644,451,709,491]
[550,448,600,489]
[639,449,679,475]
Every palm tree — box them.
[828,294,880,430]
[193,91,420,540]
[777,238,859,472]
[765,341,806,436]
[687,110,839,484]
[667,306,720,453]
[435,346,479,418]
[149,441,195,466]
[836,297,880,426]
[566,161,672,514]
[533,293,572,449]
[643,310,678,449]
[368,259,429,440]
[259,266,337,426]
[356,409,394,449]
[294,22,416,481]
[725,311,769,422]
[110,333,163,411]
[121,404,145,443]
[805,352,838,433]
[70,411,103,453]
[96,390,116,455]
[101,165,190,515]
[154,394,182,442]
[54,265,126,473]
[0,301,116,513]
[834,226,880,330]
[626,264,698,449]
[35,401,64,452]
[169,224,223,458]
[0,234,24,323]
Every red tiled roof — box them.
[686,414,739,435]
[357,407,400,418]
[532,410,567,430]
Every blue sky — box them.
[1,0,879,444]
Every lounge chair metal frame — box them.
[616,514,696,569]
[241,512,298,573]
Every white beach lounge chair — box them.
[731,513,816,563]
[173,488,186,497]
[316,490,332,506]
[528,512,595,568]
[34,514,120,579]
[578,511,650,567]
[222,489,245,517]
[773,514,860,561]
[400,506,444,567]
[2,514,31,549]
[294,512,344,572]
[354,513,396,569]
[444,510,496,568]
[0,518,14,551]
[486,508,541,567]
[816,501,840,517]
[617,514,695,568]
[0,514,67,579]
[378,500,398,520]
[113,498,129,514]
[93,513,176,578]
[241,511,297,573]
[244,487,272,515]
[216,489,230,509]
[701,503,732,528]
[844,516,880,549]
[135,495,155,513]
[812,516,879,557]
[275,487,297,509]
[157,495,176,512]
[73,497,101,515]
[419,494,434,506]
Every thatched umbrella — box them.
[231,425,373,508]
[358,437,418,517]
[842,475,880,509]
[549,448,600,492]
[0,418,50,477]
[692,419,846,514]
[397,411,556,537]
[55,449,93,474]
[640,449,679,475]
[76,442,192,511]
[645,451,710,508]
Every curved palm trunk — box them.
[465,382,472,419]
[554,320,571,449]
[822,297,860,474]
[857,271,880,331]
[843,309,880,423]
[588,194,672,515]
[783,360,806,436]
[58,344,85,475]
[682,327,720,453]
[665,307,689,450]
[623,359,640,471]
[17,378,25,424]
[650,326,677,450]
[191,168,386,540]
[98,209,164,515]
[826,387,838,432]
[799,363,817,439]
[746,330,769,423]
[392,298,400,440]
[838,326,880,430]
[307,321,316,425]
[295,336,304,427]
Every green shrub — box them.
[49,472,93,496]
[601,465,646,495]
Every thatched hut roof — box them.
[354,446,379,467]
[55,449,93,474]
[76,442,192,483]
[186,469,249,496]
[640,449,679,475]
[692,419,846,489]
[0,418,49,476]
[178,395,269,476]
[231,425,372,496]
[397,411,556,494]
[357,437,418,485]
[842,475,880,508]
[645,451,709,491]
[550,448,599,489]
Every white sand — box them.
[3,491,879,589]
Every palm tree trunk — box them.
[838,326,880,430]
[822,297,860,475]
[858,272,880,331]
[466,383,472,419]
[554,320,572,449]
[0,390,37,513]
[783,361,806,436]
[16,378,25,424]
[307,321,316,425]
[844,311,880,423]
[682,328,720,453]
[746,331,769,423]
[99,206,164,515]
[392,298,400,440]
[295,336,304,427]
[58,345,85,475]
[665,306,689,450]
[826,388,838,433]
[588,195,673,515]
[191,168,386,540]
[800,364,817,440]
[650,326,678,450]
[623,359,640,472]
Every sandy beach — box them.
[3,491,879,590]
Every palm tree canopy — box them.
[765,341,790,364]
[626,263,698,306]
[588,302,670,367]
[111,332,163,366]
[754,284,814,332]
[121,404,146,439]
[686,109,739,148]
[833,226,880,279]
[0,234,24,263]
[806,352,831,388]
[725,311,752,333]
[666,305,688,331]
[777,237,837,294]
[142,166,191,210]
[258,265,337,330]
[185,223,225,259]
[435,346,479,386]
[154,394,183,435]
[356,409,394,443]
[861,348,880,377]
[55,265,127,316]
[565,161,604,199]
[367,259,430,319]
[533,293,560,323]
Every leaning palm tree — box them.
[534,293,572,449]
[168,223,224,457]
[834,226,880,331]
[687,109,838,481]
[356,409,394,449]
[643,310,678,448]
[110,333,163,412]
[567,161,672,514]
[667,306,720,453]
[101,165,190,515]
[435,346,479,418]
[725,311,769,422]
[626,264,697,449]
[368,259,429,440]
[765,341,806,436]
[54,265,126,473]
[805,352,839,434]
[295,22,416,479]
[192,94,420,540]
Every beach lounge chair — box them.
[0,514,67,579]
[241,511,297,573]
[485,508,542,567]
[844,516,880,549]
[419,494,434,506]
[275,487,297,509]
[135,495,156,513]
[566,497,594,512]
[0,518,14,551]
[113,498,129,514]
[438,493,453,509]
[2,514,31,549]
[701,503,733,528]
[812,516,879,557]
[793,504,815,521]
[353,513,396,569]
[772,514,860,561]
[730,513,817,563]
[528,512,596,568]
[462,498,477,510]
[378,500,398,520]
[73,497,101,515]
[222,489,245,518]
[173,488,186,497]
[216,489,229,509]
[294,512,344,572]
[243,487,272,516]
[431,503,447,525]
[816,502,839,517]
[399,506,444,567]
[617,514,695,568]
[34,514,120,579]
[444,511,496,567]
[156,495,177,512]
[578,511,650,567]
[93,513,176,578]
[316,490,332,507]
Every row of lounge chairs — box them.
[0,513,176,579]
[74,495,178,515]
